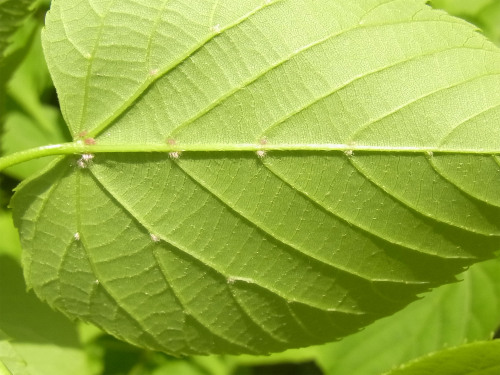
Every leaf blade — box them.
[14,0,500,355]
[383,340,500,375]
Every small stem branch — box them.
[0,143,80,172]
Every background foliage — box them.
[1,0,500,374]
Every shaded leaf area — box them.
[13,0,500,355]
[0,174,18,209]
[84,335,211,375]
[230,362,323,375]
[80,331,321,375]
[0,210,21,259]
[384,340,500,375]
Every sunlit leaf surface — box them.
[13,0,500,355]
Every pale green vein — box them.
[157,247,287,348]
[54,233,82,314]
[76,235,169,350]
[207,0,221,29]
[87,169,288,349]
[229,281,323,342]
[347,72,500,143]
[494,155,500,169]
[89,163,353,313]
[438,102,500,147]
[428,156,500,208]
[284,301,327,340]
[153,250,262,353]
[76,171,173,352]
[56,6,91,58]
[175,158,411,285]
[144,0,170,72]
[260,45,498,141]
[26,162,68,289]
[169,20,481,140]
[261,156,475,260]
[151,248,253,354]
[78,0,117,133]
[358,0,401,23]
[347,155,500,236]
[86,0,285,138]
[170,163,377,307]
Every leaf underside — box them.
[12,0,500,355]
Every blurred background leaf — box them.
[0,0,69,201]
[1,23,69,180]
[383,340,500,375]
[431,0,500,45]
[0,208,90,375]
[0,0,38,86]
[0,329,29,375]
[313,257,500,375]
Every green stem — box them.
[0,143,79,172]
[1,141,500,173]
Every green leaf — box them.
[1,22,69,180]
[478,2,500,46]
[315,257,500,375]
[0,0,36,59]
[0,244,89,375]
[0,330,29,375]
[431,0,500,46]
[0,210,21,260]
[431,0,496,16]
[218,257,500,373]
[11,0,500,355]
[1,109,67,180]
[0,0,38,113]
[6,24,55,111]
[383,340,500,375]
